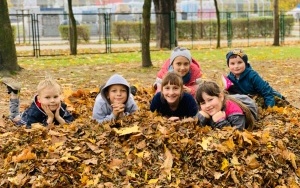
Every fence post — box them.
[0,51,2,66]
[226,12,232,47]
[280,12,285,44]
[31,14,40,57]
[170,11,176,49]
[104,13,111,53]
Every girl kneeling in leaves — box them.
[195,80,258,130]
[150,72,199,121]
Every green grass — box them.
[18,46,300,69]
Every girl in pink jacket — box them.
[154,47,202,97]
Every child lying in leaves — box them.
[1,77,74,128]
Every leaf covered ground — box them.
[0,51,300,187]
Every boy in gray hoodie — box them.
[92,74,138,124]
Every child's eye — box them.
[200,102,205,105]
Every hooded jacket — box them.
[92,74,138,124]
[227,65,283,107]
[154,58,202,97]
[19,95,74,128]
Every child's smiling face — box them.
[172,56,190,77]
[37,86,61,111]
[228,55,246,78]
[162,82,182,107]
[106,84,128,104]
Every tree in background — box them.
[273,0,280,46]
[279,0,298,11]
[213,0,221,48]
[153,0,176,49]
[68,0,77,55]
[0,0,20,72]
[141,0,152,67]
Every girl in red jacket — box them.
[154,47,202,97]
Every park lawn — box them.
[0,45,300,187]
[11,45,300,108]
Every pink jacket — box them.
[154,58,203,97]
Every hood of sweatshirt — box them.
[100,74,131,104]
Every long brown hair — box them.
[195,80,255,130]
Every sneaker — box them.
[1,77,21,94]
[221,75,233,90]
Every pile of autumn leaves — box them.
[0,87,300,187]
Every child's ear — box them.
[37,95,41,102]
[219,93,225,102]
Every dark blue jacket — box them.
[150,92,198,118]
[227,66,283,107]
[19,96,74,128]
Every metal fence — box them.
[9,11,300,57]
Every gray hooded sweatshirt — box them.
[92,74,138,124]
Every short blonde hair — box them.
[37,78,61,95]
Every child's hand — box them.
[168,116,180,121]
[111,103,125,117]
[183,85,191,93]
[54,103,62,119]
[199,110,210,118]
[41,104,54,119]
[53,103,66,125]
[41,104,54,124]
[212,111,226,122]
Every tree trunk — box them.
[141,0,152,67]
[68,0,77,55]
[214,0,221,48]
[153,0,176,49]
[0,0,20,72]
[273,0,280,46]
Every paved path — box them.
[16,37,300,52]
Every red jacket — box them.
[155,58,202,97]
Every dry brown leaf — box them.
[245,154,260,169]
[8,173,28,186]
[199,136,213,151]
[108,158,123,170]
[113,124,140,135]
[12,148,37,163]
[160,146,173,180]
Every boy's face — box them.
[228,56,246,78]
[172,56,190,77]
[37,86,61,111]
[107,84,127,104]
[162,82,181,106]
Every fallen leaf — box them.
[113,124,140,135]
[220,158,229,171]
[199,137,213,151]
[12,148,37,163]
